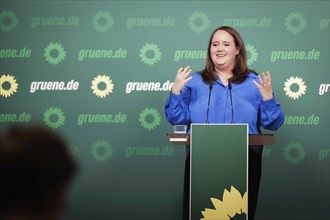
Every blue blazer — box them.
[165,72,284,134]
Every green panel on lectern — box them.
[191,124,248,220]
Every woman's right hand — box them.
[171,66,192,95]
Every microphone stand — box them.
[206,83,213,124]
[228,80,234,124]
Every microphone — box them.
[228,80,234,124]
[206,83,213,124]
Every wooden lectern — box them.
[167,133,275,146]
[167,124,275,220]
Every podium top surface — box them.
[167,133,275,145]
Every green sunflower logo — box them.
[139,43,162,66]
[0,74,18,98]
[91,75,114,98]
[0,10,18,33]
[284,12,307,35]
[188,11,210,34]
[283,76,307,100]
[43,107,65,129]
[245,44,258,66]
[44,42,66,65]
[92,11,114,33]
[139,108,161,131]
[201,186,247,220]
[284,142,306,165]
[91,140,113,162]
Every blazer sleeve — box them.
[164,80,192,125]
[259,95,285,130]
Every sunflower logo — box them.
[201,186,247,220]
[139,43,162,66]
[283,76,307,100]
[68,144,79,156]
[139,108,161,131]
[188,11,210,34]
[0,74,18,98]
[91,75,114,98]
[92,11,114,33]
[43,107,66,129]
[0,10,18,32]
[245,44,258,66]
[91,140,113,162]
[284,142,306,165]
[44,42,66,65]
[284,12,307,35]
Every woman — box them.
[164,26,284,220]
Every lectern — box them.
[167,123,275,220]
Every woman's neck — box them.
[215,67,233,86]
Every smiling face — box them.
[210,30,240,73]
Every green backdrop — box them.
[0,1,329,220]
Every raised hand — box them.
[171,66,193,95]
[253,70,273,101]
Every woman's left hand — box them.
[253,70,273,101]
